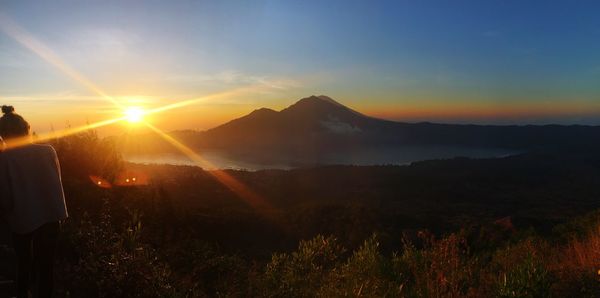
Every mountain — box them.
[199,95,391,149]
[119,95,600,165]
[207,95,376,137]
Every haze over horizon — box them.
[1,0,600,135]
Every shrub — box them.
[396,233,478,298]
[495,253,551,298]
[51,130,123,180]
[488,239,552,298]
[165,240,250,297]
[260,235,345,297]
[320,235,401,297]
[551,223,600,297]
[56,199,176,297]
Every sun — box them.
[123,107,145,123]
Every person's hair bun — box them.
[1,105,15,114]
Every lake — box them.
[124,146,516,170]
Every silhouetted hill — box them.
[122,151,600,243]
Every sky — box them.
[1,0,600,134]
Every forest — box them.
[2,131,599,297]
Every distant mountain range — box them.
[118,95,600,165]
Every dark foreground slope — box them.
[2,132,600,296]
[122,152,600,247]
[56,149,600,297]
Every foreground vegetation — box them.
[55,199,600,297]
[19,131,599,296]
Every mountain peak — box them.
[286,95,350,111]
[315,95,344,107]
[249,107,277,116]
[282,95,367,120]
[208,95,374,136]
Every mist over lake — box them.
[125,146,516,170]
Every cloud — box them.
[43,27,144,70]
[165,70,301,90]
[66,28,140,55]
[0,90,161,107]
[2,90,101,102]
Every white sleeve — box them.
[50,147,62,179]
[0,157,13,216]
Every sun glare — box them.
[124,107,144,123]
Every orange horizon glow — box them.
[363,100,600,123]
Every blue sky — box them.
[1,0,599,131]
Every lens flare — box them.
[143,122,276,214]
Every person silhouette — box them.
[0,105,68,298]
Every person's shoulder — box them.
[32,143,58,156]
[0,144,56,159]
[33,143,57,152]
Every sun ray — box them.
[3,116,125,151]
[144,84,273,117]
[0,13,123,108]
[143,122,275,213]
